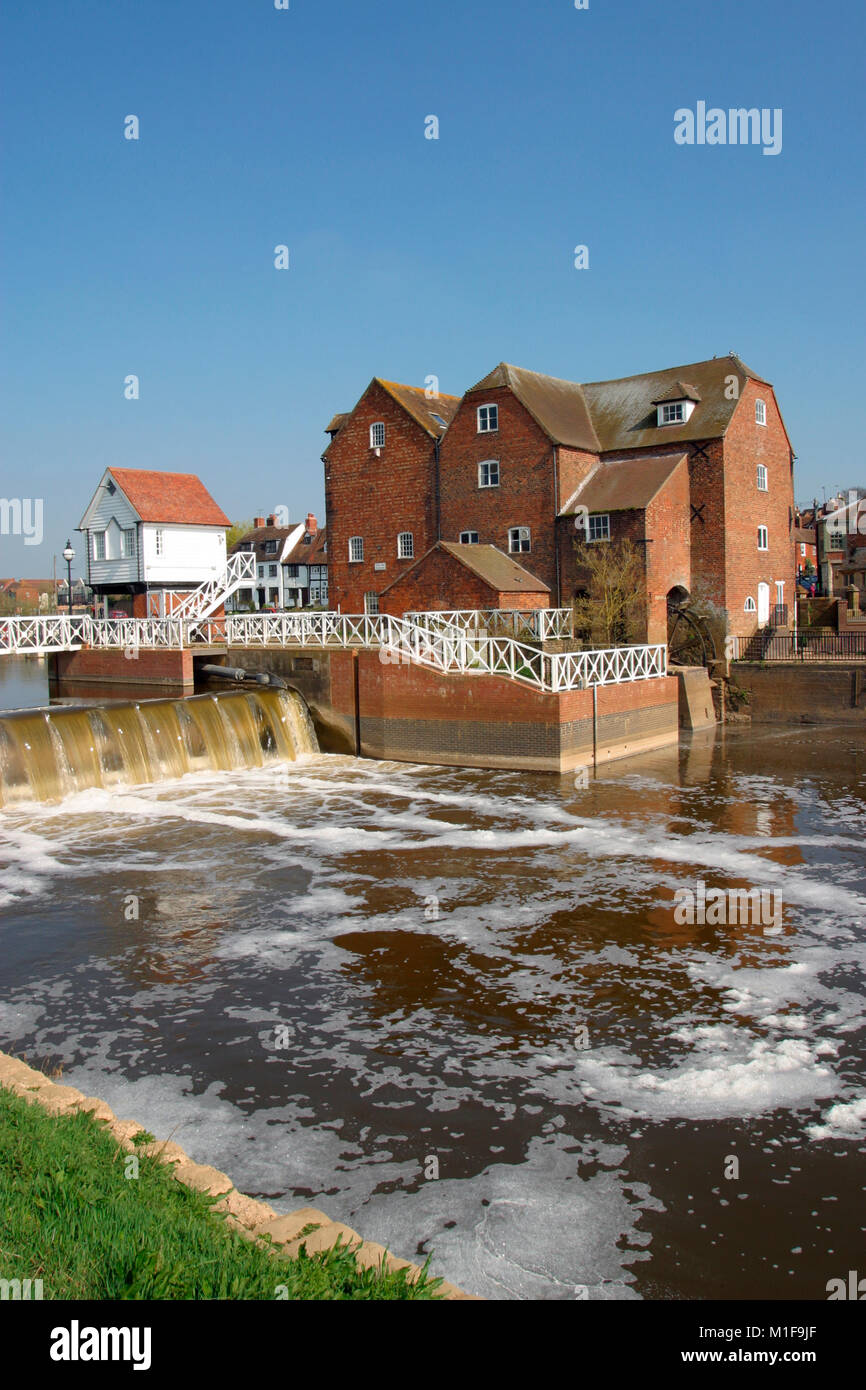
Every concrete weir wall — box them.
[225,646,680,773]
[731,662,866,725]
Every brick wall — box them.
[379,546,549,617]
[723,379,796,636]
[438,387,559,594]
[49,647,194,688]
[324,380,437,612]
[644,457,691,643]
[349,650,678,771]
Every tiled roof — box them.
[468,354,782,453]
[560,452,687,515]
[651,380,702,404]
[108,469,230,526]
[230,524,297,562]
[284,526,328,565]
[439,542,549,592]
[468,363,601,452]
[376,380,461,437]
[380,541,549,598]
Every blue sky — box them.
[1,0,863,578]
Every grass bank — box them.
[0,1087,440,1300]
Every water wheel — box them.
[667,605,716,668]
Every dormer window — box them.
[370,422,385,448]
[653,381,700,427]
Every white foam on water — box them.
[353,1131,660,1300]
[806,1095,866,1141]
[573,1027,838,1121]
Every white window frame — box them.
[757,526,768,551]
[477,404,498,434]
[587,513,611,543]
[478,459,500,488]
[397,532,414,559]
[121,528,135,558]
[744,596,757,613]
[660,402,685,425]
[756,464,768,491]
[459,530,479,544]
[508,526,531,554]
[370,422,385,448]
[93,531,106,561]
[364,591,379,614]
[348,536,364,563]
[755,398,767,426]
[800,542,806,557]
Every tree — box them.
[572,536,647,646]
[226,519,254,550]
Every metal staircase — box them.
[169,552,256,621]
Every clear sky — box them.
[1,0,864,579]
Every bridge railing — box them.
[548,643,667,690]
[0,615,91,654]
[406,608,573,642]
[0,609,667,692]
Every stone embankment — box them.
[0,1051,473,1300]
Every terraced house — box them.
[323,354,795,641]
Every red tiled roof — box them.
[108,469,230,526]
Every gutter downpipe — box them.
[435,436,442,541]
[553,447,562,607]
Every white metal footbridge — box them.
[0,607,666,694]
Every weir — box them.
[0,688,318,807]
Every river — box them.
[0,657,864,1299]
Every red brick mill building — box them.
[323,355,795,642]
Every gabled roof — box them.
[230,522,303,563]
[375,380,461,436]
[80,468,230,528]
[560,452,687,516]
[467,354,788,454]
[284,526,328,566]
[324,380,461,451]
[381,541,549,597]
[651,380,701,405]
[467,363,601,452]
[582,355,772,452]
[440,542,549,592]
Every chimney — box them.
[305,512,318,534]
[253,516,265,529]
[266,514,277,527]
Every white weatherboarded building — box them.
[78,468,231,617]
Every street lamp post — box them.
[62,540,75,617]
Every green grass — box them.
[0,1088,441,1300]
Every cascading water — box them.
[0,688,318,806]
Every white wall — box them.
[141,525,226,584]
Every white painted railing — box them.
[169,551,257,621]
[407,608,574,641]
[0,608,666,693]
[548,643,667,690]
[0,615,91,654]
[226,612,387,648]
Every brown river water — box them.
[0,657,864,1299]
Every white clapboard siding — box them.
[85,486,141,585]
